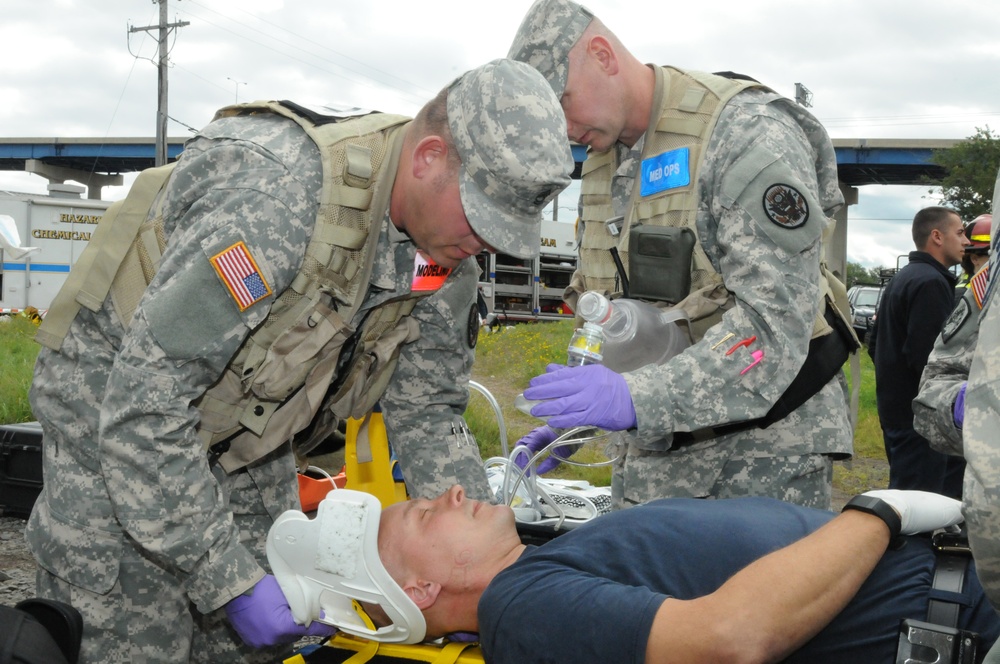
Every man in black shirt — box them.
[874,206,969,497]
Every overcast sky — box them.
[2,0,999,268]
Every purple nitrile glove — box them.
[524,363,637,431]
[513,425,570,475]
[225,574,337,648]
[954,382,967,428]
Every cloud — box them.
[2,0,998,263]
[847,185,945,268]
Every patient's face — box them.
[379,485,515,580]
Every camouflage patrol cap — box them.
[447,58,573,259]
[508,0,595,97]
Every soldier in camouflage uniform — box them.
[509,0,854,510]
[896,186,1000,663]
[913,218,992,458]
[24,60,573,663]
[961,172,1000,620]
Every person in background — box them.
[955,214,992,301]
[873,206,969,498]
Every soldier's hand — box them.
[225,574,336,648]
[954,382,967,428]
[513,425,576,474]
[862,489,963,536]
[524,364,637,431]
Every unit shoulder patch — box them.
[941,297,972,344]
[762,183,809,229]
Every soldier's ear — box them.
[411,136,447,180]
[587,35,619,76]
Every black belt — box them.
[928,530,973,628]
[894,531,981,664]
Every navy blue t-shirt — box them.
[478,497,999,664]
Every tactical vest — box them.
[571,66,855,346]
[570,67,859,433]
[37,101,428,472]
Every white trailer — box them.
[476,218,579,323]
[0,185,110,315]
[0,187,577,321]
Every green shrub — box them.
[0,317,41,424]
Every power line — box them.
[167,115,199,133]
[173,2,431,108]
[185,0,437,99]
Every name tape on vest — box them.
[411,252,452,292]
[640,147,691,197]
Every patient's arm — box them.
[644,510,890,664]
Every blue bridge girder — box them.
[0,137,186,176]
[0,136,960,188]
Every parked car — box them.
[847,285,882,342]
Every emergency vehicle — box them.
[476,218,578,322]
[0,185,110,316]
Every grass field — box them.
[466,320,889,495]
[0,316,41,425]
[0,315,889,495]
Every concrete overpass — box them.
[0,137,187,200]
[0,135,962,277]
[826,138,959,279]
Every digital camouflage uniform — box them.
[598,87,851,509]
[26,112,481,663]
[914,264,990,456]
[25,62,573,662]
[963,171,1000,613]
[509,0,852,511]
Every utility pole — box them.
[130,0,189,166]
[227,77,247,104]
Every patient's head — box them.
[379,485,519,585]
[376,485,525,635]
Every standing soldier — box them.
[509,0,857,509]
[914,214,992,456]
[964,172,1000,634]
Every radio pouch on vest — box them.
[627,225,695,304]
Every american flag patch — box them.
[972,264,990,310]
[210,241,272,311]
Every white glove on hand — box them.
[863,489,963,536]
